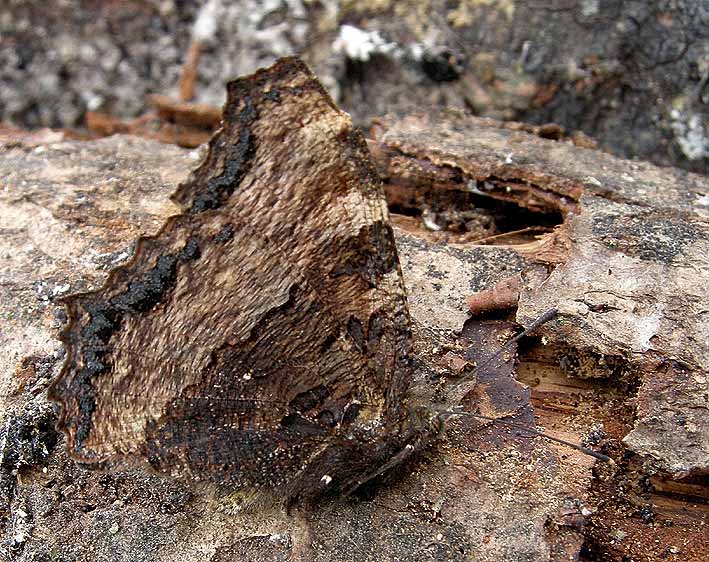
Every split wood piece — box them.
[147,95,222,129]
[177,40,203,102]
[466,272,521,315]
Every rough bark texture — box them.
[1,114,707,561]
[370,111,709,479]
[0,137,592,561]
[1,1,707,174]
[371,111,709,560]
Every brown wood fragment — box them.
[441,351,469,374]
[147,94,221,128]
[466,273,521,315]
[513,224,572,265]
[177,40,203,102]
[85,111,130,136]
[532,83,558,107]
[86,102,218,148]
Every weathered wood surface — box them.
[0,111,707,562]
[371,112,709,560]
[371,111,709,479]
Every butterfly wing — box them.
[50,58,413,493]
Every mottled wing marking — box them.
[49,57,413,492]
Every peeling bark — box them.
[371,111,709,560]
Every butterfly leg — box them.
[341,443,417,497]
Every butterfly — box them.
[49,57,595,507]
[49,57,443,505]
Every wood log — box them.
[0,106,707,561]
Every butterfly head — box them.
[281,404,444,505]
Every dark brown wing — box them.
[49,57,413,491]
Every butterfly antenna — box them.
[438,409,613,463]
[469,307,558,376]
